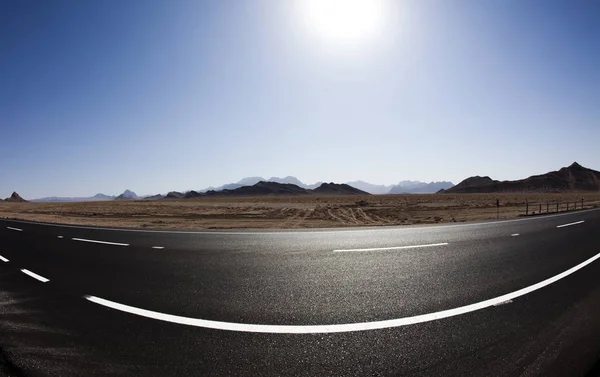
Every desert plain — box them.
[1,193,600,230]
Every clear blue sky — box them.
[2,0,599,199]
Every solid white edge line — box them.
[0,255,8,262]
[333,243,448,253]
[72,238,129,246]
[3,207,599,235]
[6,227,23,232]
[83,251,600,334]
[151,246,165,249]
[556,220,585,228]
[21,269,49,283]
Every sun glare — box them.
[298,0,389,50]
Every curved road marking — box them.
[21,269,49,283]
[556,220,585,228]
[85,251,600,334]
[333,242,448,253]
[72,238,129,246]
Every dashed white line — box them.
[511,234,520,237]
[21,269,49,283]
[84,250,600,334]
[333,242,449,253]
[72,238,129,246]
[6,227,23,232]
[151,246,165,249]
[57,235,64,239]
[0,255,8,262]
[556,220,585,228]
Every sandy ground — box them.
[1,193,599,230]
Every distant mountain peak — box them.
[115,189,138,200]
[236,177,265,186]
[4,192,27,202]
[267,176,306,187]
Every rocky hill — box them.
[4,192,28,202]
[203,181,311,197]
[114,189,138,200]
[184,191,203,198]
[143,194,165,200]
[445,162,600,193]
[164,191,185,199]
[312,183,369,195]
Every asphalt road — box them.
[1,209,600,376]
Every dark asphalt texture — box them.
[0,209,599,376]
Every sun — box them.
[297,0,389,50]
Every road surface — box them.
[0,209,600,376]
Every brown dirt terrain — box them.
[1,193,599,230]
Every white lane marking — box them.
[151,246,165,249]
[0,255,8,262]
[72,238,129,246]
[21,269,49,283]
[6,227,23,232]
[333,243,448,253]
[493,299,513,306]
[57,236,64,239]
[511,234,520,237]
[4,208,600,235]
[83,251,600,334]
[556,220,585,228]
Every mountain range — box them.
[444,162,600,193]
[168,181,369,199]
[199,177,453,195]
[388,181,454,194]
[31,193,116,202]
[17,163,600,202]
[28,177,453,202]
[199,176,324,192]
[31,191,163,202]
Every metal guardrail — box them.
[524,198,585,216]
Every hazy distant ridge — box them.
[201,176,453,195]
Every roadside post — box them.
[496,198,499,219]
